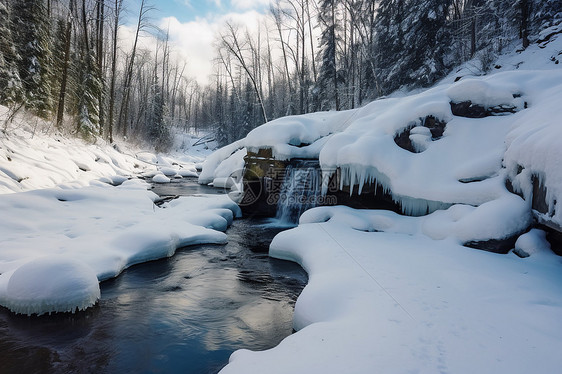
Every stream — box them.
[0,178,307,374]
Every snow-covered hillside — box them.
[0,106,215,194]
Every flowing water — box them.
[0,178,307,374]
[275,160,323,223]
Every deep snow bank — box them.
[0,110,148,193]
[0,105,213,194]
[221,206,562,373]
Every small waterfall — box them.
[275,160,323,223]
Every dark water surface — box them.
[0,178,307,374]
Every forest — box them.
[0,0,560,150]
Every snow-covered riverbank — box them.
[0,110,241,315]
[221,206,562,373]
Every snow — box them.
[198,139,245,185]
[221,206,562,373]
[0,182,240,315]
[243,110,358,161]
[152,173,171,183]
[446,78,521,108]
[513,229,552,258]
[0,182,238,318]
[160,166,179,177]
[0,112,151,194]
[1,256,100,316]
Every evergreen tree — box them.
[0,0,23,105]
[530,0,562,38]
[374,0,406,94]
[11,0,53,118]
[376,0,453,94]
[147,80,171,151]
[240,79,255,139]
[316,0,341,110]
[76,51,103,137]
[402,0,453,87]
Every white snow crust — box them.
[221,206,562,374]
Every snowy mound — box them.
[244,110,357,160]
[1,257,100,316]
[446,78,521,108]
[152,173,171,183]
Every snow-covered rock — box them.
[513,229,552,258]
[152,173,171,183]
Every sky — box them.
[151,0,270,23]
[123,0,272,85]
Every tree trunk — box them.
[520,0,530,48]
[108,0,122,143]
[117,0,146,137]
[97,0,105,136]
[56,5,74,129]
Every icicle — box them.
[358,166,366,195]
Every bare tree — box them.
[220,21,268,123]
[117,0,153,137]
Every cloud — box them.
[119,3,275,86]
[230,0,270,10]
[157,10,271,85]
[161,16,218,84]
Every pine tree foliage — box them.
[11,0,53,118]
[316,0,341,110]
[0,0,23,105]
[75,51,103,138]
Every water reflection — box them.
[0,179,307,374]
